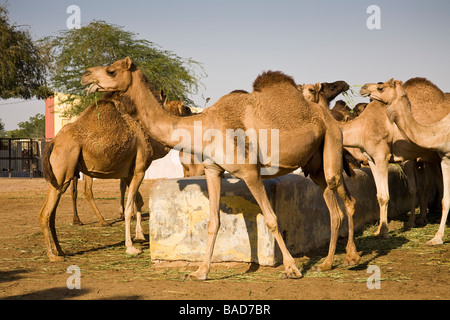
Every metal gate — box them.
[0,138,46,178]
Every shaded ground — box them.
[0,178,448,300]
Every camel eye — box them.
[378,87,384,92]
[309,89,315,93]
[106,69,116,77]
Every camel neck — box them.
[125,70,207,152]
[389,95,443,150]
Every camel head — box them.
[299,83,322,103]
[81,57,135,95]
[299,81,350,104]
[360,78,406,105]
[321,81,350,104]
[163,100,192,117]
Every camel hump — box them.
[404,77,445,96]
[252,70,297,92]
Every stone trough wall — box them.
[148,166,417,266]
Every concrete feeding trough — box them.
[149,166,415,266]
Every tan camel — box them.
[360,78,449,245]
[302,82,438,229]
[81,57,360,280]
[300,82,367,168]
[163,99,205,177]
[338,78,446,237]
[39,90,169,261]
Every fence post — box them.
[8,139,11,178]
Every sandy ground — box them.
[0,178,448,301]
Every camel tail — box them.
[343,149,356,177]
[42,141,57,187]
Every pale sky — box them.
[2,0,450,130]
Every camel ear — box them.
[160,89,167,105]
[388,78,395,87]
[315,82,323,92]
[123,57,134,70]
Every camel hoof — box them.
[185,271,207,281]
[426,237,443,246]
[404,220,415,229]
[100,221,112,227]
[72,220,84,226]
[281,271,303,279]
[312,262,332,272]
[133,235,146,243]
[49,255,65,262]
[415,217,427,227]
[126,246,142,255]
[344,254,361,267]
[374,230,389,239]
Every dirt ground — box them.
[0,178,448,300]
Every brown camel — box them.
[338,78,446,237]
[331,100,368,122]
[361,78,449,245]
[39,90,168,261]
[81,58,360,280]
[69,94,196,227]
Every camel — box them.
[300,82,367,168]
[38,88,170,261]
[163,99,205,177]
[360,78,449,245]
[69,95,196,227]
[302,81,439,229]
[81,57,360,280]
[331,100,368,122]
[337,78,447,238]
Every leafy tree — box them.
[0,118,6,137]
[0,4,50,100]
[6,113,45,138]
[40,20,206,117]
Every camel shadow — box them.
[300,221,409,275]
[0,269,30,284]
[1,287,92,300]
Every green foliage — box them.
[40,20,206,117]
[0,5,50,100]
[0,118,6,137]
[6,113,45,138]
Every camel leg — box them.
[71,176,83,226]
[368,159,390,238]
[416,162,434,226]
[243,171,302,279]
[124,172,145,255]
[38,185,67,261]
[83,176,111,226]
[309,172,344,271]
[133,190,145,242]
[118,179,127,220]
[188,167,223,280]
[335,177,359,267]
[311,131,359,271]
[403,160,418,228]
[426,157,450,246]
